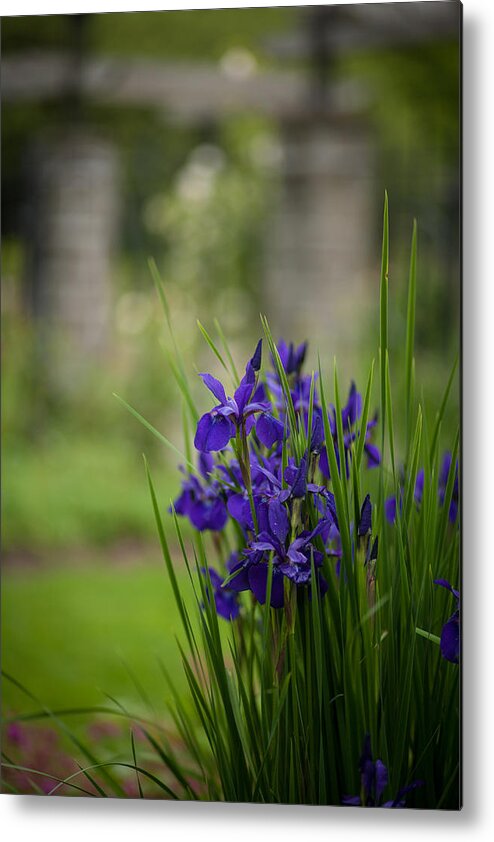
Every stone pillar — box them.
[263,117,375,360]
[28,131,119,388]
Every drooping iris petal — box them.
[201,567,239,621]
[194,412,235,452]
[248,564,284,608]
[227,562,251,593]
[189,497,228,531]
[214,589,240,621]
[256,413,285,448]
[440,611,460,664]
[256,501,270,535]
[227,493,254,531]
[173,487,192,517]
[267,498,290,544]
[199,373,227,405]
[434,579,460,663]
[256,464,282,489]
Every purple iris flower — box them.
[439,452,459,523]
[201,566,240,621]
[342,381,363,428]
[385,454,458,525]
[256,452,337,539]
[222,452,284,533]
[256,453,309,503]
[275,339,308,377]
[384,467,424,524]
[343,735,423,808]
[434,579,460,664]
[291,374,316,414]
[194,340,272,452]
[173,453,228,531]
[319,383,380,480]
[255,412,286,449]
[228,498,329,608]
[260,340,313,419]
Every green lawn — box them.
[2,554,195,724]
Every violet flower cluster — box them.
[434,579,460,664]
[385,452,459,525]
[342,735,424,808]
[173,339,381,616]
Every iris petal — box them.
[194,413,235,452]
[248,565,284,608]
[440,611,460,663]
[199,373,227,405]
[256,413,285,448]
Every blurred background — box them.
[2,2,460,732]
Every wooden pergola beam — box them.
[2,52,367,120]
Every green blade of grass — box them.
[415,628,441,646]
[130,729,144,798]
[429,354,459,463]
[197,320,232,378]
[379,190,389,457]
[114,392,199,476]
[405,219,417,459]
[213,318,241,383]
[355,359,375,471]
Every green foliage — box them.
[107,201,458,807]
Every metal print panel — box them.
[1,1,461,809]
